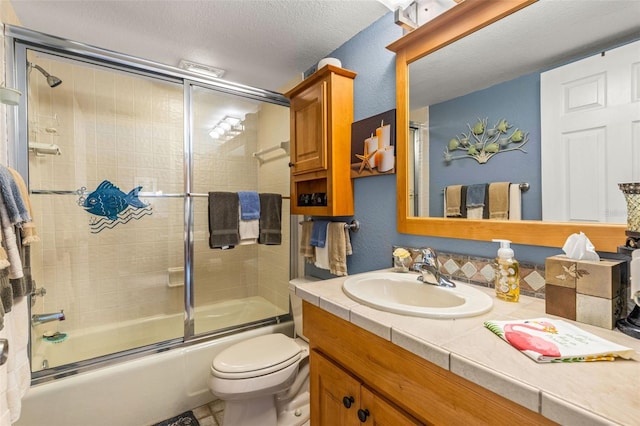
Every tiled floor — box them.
[192,399,225,426]
[188,398,311,426]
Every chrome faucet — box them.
[31,310,65,326]
[412,248,456,288]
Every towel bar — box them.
[441,182,529,193]
[299,219,360,233]
[30,189,291,200]
[252,141,290,163]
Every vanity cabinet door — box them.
[311,349,361,425]
[311,350,422,425]
[360,386,423,426]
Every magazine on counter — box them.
[484,318,635,363]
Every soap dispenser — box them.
[493,239,519,302]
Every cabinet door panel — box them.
[291,81,327,175]
[361,386,425,426]
[311,350,360,426]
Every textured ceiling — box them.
[410,0,640,108]
[10,0,390,92]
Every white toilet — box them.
[208,278,314,426]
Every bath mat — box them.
[152,410,200,426]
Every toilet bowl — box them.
[208,278,315,426]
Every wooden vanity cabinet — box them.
[303,301,558,426]
[312,349,421,425]
[285,65,356,216]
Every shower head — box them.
[28,62,62,88]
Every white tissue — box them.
[562,232,600,261]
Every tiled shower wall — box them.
[27,53,290,335]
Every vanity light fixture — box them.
[209,116,244,142]
[178,59,226,79]
[378,0,459,31]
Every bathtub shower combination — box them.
[6,26,294,425]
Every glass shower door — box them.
[26,50,186,372]
[190,85,290,336]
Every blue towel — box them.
[0,166,30,225]
[466,183,487,208]
[237,191,260,220]
[310,220,330,248]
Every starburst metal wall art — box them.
[444,117,529,164]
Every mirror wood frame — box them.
[387,0,626,252]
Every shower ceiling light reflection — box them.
[209,115,244,142]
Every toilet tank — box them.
[288,277,320,342]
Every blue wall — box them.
[305,12,563,279]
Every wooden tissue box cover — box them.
[544,255,625,329]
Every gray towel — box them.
[258,193,282,245]
[0,269,12,314]
[208,192,239,249]
[11,229,27,298]
[466,183,487,208]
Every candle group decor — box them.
[350,109,396,178]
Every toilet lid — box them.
[212,333,302,379]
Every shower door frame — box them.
[5,25,293,384]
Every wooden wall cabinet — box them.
[285,65,356,216]
[303,301,557,425]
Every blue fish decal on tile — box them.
[83,180,148,221]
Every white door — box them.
[541,39,640,223]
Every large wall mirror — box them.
[388,0,639,252]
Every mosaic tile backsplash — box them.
[392,246,547,299]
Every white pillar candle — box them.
[364,135,378,168]
[378,146,395,172]
[376,120,391,150]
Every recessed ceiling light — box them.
[178,59,226,79]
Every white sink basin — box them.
[342,272,493,319]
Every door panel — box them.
[541,39,640,223]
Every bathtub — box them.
[17,297,292,426]
[31,296,288,371]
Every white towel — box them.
[238,206,259,245]
[314,223,330,270]
[0,315,8,426]
[467,207,483,219]
[508,184,522,220]
[6,298,29,423]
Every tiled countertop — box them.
[292,270,640,426]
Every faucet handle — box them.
[419,247,438,266]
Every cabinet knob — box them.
[357,408,370,422]
[288,162,295,168]
[342,396,355,409]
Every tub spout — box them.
[32,310,65,326]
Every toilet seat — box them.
[211,333,302,379]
